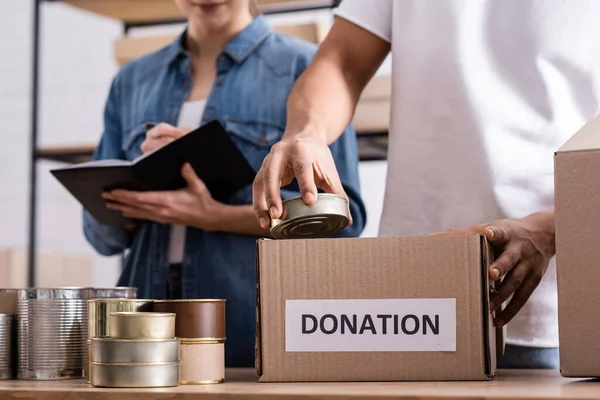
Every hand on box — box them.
[430,209,556,328]
[140,123,191,154]
[252,134,352,229]
[102,163,222,230]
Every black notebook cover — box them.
[51,120,256,226]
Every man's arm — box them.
[253,14,392,227]
[284,17,391,145]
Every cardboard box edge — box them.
[478,235,496,380]
[255,238,264,381]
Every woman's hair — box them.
[249,0,261,17]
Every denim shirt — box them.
[83,15,367,367]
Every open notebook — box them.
[51,120,256,225]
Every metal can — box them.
[270,194,351,239]
[87,299,154,339]
[109,312,175,340]
[152,299,225,340]
[90,362,180,388]
[91,287,138,299]
[179,339,225,385]
[90,338,180,364]
[16,287,92,380]
[0,314,14,380]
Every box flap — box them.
[556,113,600,153]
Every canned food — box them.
[152,299,225,340]
[16,287,92,380]
[90,362,180,388]
[0,314,14,380]
[270,194,351,239]
[91,338,179,364]
[179,339,225,384]
[88,299,154,339]
[109,312,175,340]
[91,287,138,299]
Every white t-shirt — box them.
[335,0,600,348]
[168,99,207,264]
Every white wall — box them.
[0,0,386,287]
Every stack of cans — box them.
[86,298,151,383]
[89,311,180,388]
[0,314,14,380]
[153,299,226,384]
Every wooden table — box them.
[0,369,599,400]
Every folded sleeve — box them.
[334,0,394,43]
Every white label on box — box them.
[285,299,456,352]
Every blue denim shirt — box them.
[83,15,366,367]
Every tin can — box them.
[109,312,175,340]
[91,287,138,299]
[179,339,225,384]
[0,314,14,380]
[91,338,180,364]
[152,299,225,340]
[90,362,180,388]
[86,339,91,384]
[270,194,351,239]
[87,299,154,339]
[16,287,92,380]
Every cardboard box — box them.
[255,235,501,382]
[354,75,391,133]
[0,248,94,290]
[114,35,177,66]
[113,22,330,66]
[274,22,330,44]
[554,114,600,377]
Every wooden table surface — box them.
[0,368,599,400]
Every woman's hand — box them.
[140,123,191,154]
[103,163,221,230]
[430,209,556,327]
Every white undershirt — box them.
[335,0,600,348]
[168,99,207,264]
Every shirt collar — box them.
[165,15,272,65]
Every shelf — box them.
[37,144,96,164]
[49,0,337,24]
[36,132,387,164]
[259,0,338,14]
[55,0,185,24]
[357,131,388,161]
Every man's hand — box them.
[430,209,556,327]
[103,163,221,230]
[140,123,191,154]
[252,134,351,230]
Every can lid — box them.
[270,194,350,239]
